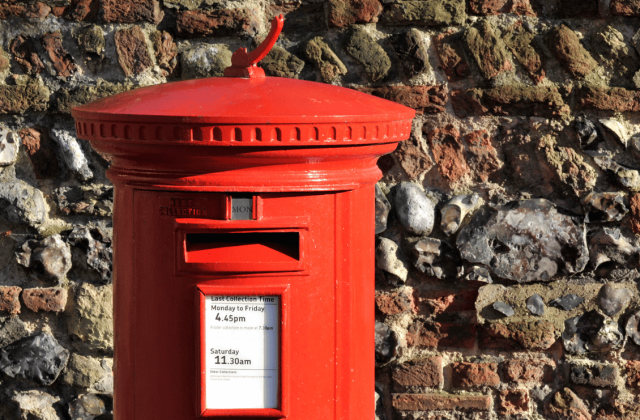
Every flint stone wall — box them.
[1,0,640,419]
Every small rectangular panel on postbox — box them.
[230,196,253,220]
[204,295,279,409]
[197,286,289,416]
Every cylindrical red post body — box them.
[72,75,414,420]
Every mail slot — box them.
[185,232,300,262]
[176,217,309,274]
[71,15,414,420]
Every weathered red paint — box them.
[71,16,414,420]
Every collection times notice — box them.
[205,295,279,409]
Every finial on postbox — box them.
[224,15,284,78]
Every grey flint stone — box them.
[530,386,552,402]
[633,28,640,56]
[394,182,435,236]
[376,237,409,283]
[412,238,462,279]
[589,153,640,191]
[92,358,113,393]
[375,321,396,363]
[563,311,623,354]
[632,134,640,158]
[68,394,107,420]
[583,192,628,223]
[583,317,624,353]
[0,127,18,166]
[32,235,72,282]
[51,128,93,182]
[598,284,632,317]
[550,294,585,311]
[563,315,588,355]
[589,227,640,271]
[464,265,492,283]
[0,179,46,227]
[493,301,515,317]
[626,310,640,346]
[375,184,391,234]
[68,226,112,283]
[0,332,70,386]
[599,118,629,148]
[440,194,483,235]
[0,316,29,348]
[457,199,588,283]
[526,294,545,316]
[16,234,73,283]
[53,184,113,217]
[574,117,600,148]
[15,240,35,268]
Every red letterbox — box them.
[71,16,414,420]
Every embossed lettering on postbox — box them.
[158,194,225,218]
[205,295,279,409]
[231,197,253,220]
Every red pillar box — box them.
[71,16,414,420]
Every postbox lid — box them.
[72,76,414,125]
[72,16,414,147]
[72,75,415,146]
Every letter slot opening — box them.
[185,232,300,264]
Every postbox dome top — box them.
[72,76,414,145]
[72,76,414,125]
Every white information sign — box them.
[205,295,279,410]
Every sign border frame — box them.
[196,284,290,418]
